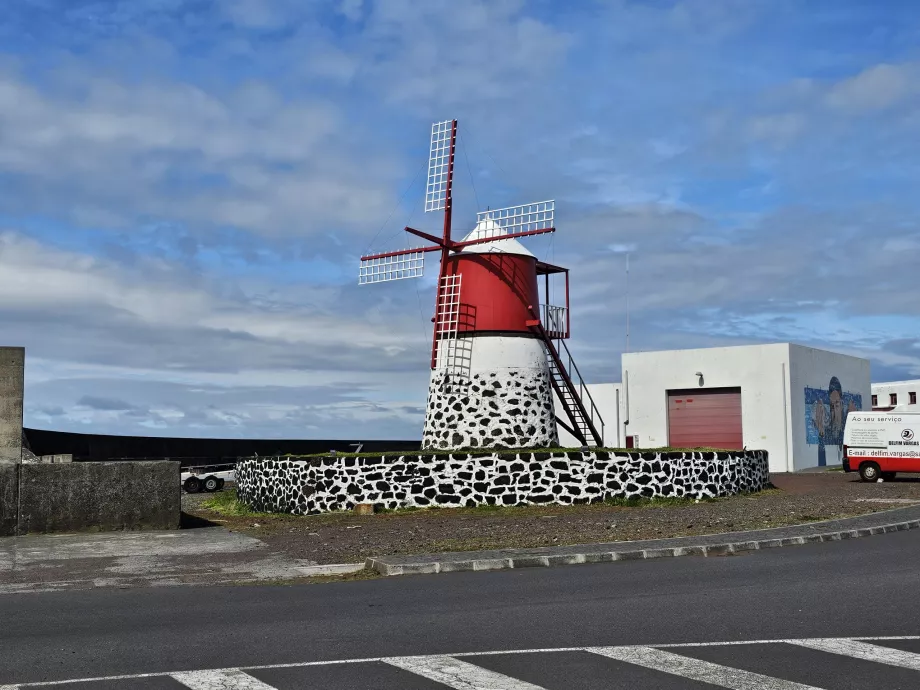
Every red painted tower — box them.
[360,120,604,450]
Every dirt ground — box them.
[182,471,920,565]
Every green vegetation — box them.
[206,488,730,521]
[602,495,718,508]
[260,446,749,460]
[200,490,274,518]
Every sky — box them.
[3,0,920,440]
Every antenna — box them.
[625,252,630,354]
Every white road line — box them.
[5,636,920,688]
[588,646,827,690]
[648,635,920,649]
[787,638,920,671]
[171,669,279,690]
[384,655,547,689]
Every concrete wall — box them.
[11,461,180,535]
[789,345,871,470]
[0,464,18,536]
[0,347,24,464]
[555,383,627,448]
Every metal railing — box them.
[541,304,568,339]
[553,336,605,446]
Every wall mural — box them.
[805,376,862,466]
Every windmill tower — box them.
[359,120,604,450]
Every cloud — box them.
[0,231,433,369]
[744,113,808,148]
[825,63,919,112]
[3,229,435,436]
[0,66,400,239]
[77,396,137,411]
[338,0,364,22]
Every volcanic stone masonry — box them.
[237,449,769,515]
[421,367,558,450]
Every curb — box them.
[297,563,366,577]
[363,507,920,577]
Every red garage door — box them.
[667,387,743,449]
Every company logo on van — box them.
[891,428,919,446]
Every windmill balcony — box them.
[542,304,568,339]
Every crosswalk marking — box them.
[787,638,920,671]
[171,669,279,690]
[588,646,827,690]
[4,636,920,689]
[384,655,547,689]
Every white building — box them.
[557,343,870,473]
[870,380,920,410]
[555,383,627,448]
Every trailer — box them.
[181,463,236,493]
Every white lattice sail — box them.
[475,200,554,239]
[358,252,425,285]
[425,120,454,213]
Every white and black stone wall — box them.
[421,368,558,450]
[236,449,769,516]
[421,335,559,450]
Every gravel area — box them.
[181,472,920,565]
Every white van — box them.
[842,411,920,481]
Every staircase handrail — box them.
[554,336,605,445]
[525,305,605,446]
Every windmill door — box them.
[667,388,743,450]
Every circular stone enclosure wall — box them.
[236,449,769,516]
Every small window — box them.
[911,392,917,405]
[871,395,878,407]
[891,393,898,405]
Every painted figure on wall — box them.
[804,376,862,466]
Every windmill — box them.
[359,119,604,450]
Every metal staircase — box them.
[527,317,605,447]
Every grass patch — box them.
[197,489,766,521]
[339,494,724,517]
[200,490,275,518]
[602,495,717,508]
[256,446,752,460]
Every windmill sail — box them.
[425,120,455,213]
[473,200,554,240]
[358,250,426,285]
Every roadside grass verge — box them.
[199,488,754,521]
[200,490,275,518]
[242,446,754,460]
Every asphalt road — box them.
[3,528,920,688]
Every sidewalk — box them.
[0,527,360,594]
[3,502,920,592]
